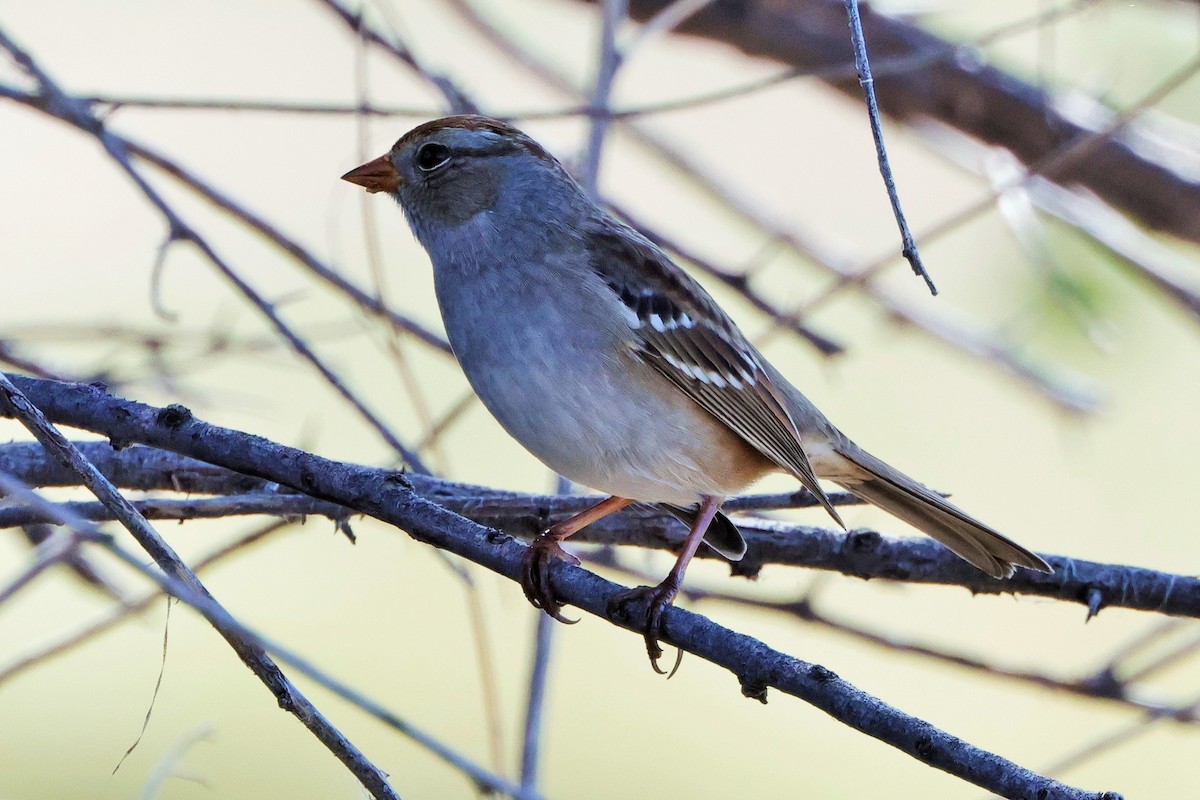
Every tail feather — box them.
[660,504,746,562]
[833,444,1051,578]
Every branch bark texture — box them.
[0,374,1139,798]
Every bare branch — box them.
[1,393,1195,621]
[0,34,431,471]
[520,614,556,796]
[0,375,399,799]
[313,0,479,115]
[0,522,288,687]
[0,492,345,529]
[0,375,1119,799]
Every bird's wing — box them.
[586,218,842,525]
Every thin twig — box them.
[1040,692,1200,777]
[580,0,628,194]
[520,612,556,798]
[0,40,431,472]
[0,521,290,687]
[313,0,478,114]
[843,0,935,294]
[0,515,82,605]
[122,139,452,355]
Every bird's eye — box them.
[416,142,451,172]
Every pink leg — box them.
[521,495,634,623]
[610,495,724,676]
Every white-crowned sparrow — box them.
[343,115,1051,670]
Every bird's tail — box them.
[832,442,1051,578]
[659,504,747,562]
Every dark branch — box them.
[4,422,1195,623]
[0,374,1119,799]
[0,375,398,799]
[0,420,1195,621]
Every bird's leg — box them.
[521,495,634,623]
[609,495,723,676]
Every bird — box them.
[342,114,1051,672]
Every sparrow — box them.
[343,115,1051,672]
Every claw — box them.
[520,533,580,624]
[609,583,683,677]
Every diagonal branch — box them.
[0,29,429,472]
[0,374,1118,799]
[0,376,399,800]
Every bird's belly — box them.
[441,285,770,503]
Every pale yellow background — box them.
[0,1,1197,798]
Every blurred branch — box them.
[1043,692,1200,776]
[314,0,479,115]
[520,613,556,797]
[580,0,627,194]
[1026,178,1200,323]
[0,340,71,380]
[0,518,84,605]
[0,375,1115,799]
[0,521,288,687]
[68,2,1088,124]
[0,33,430,472]
[121,140,453,356]
[923,126,1200,327]
[608,0,1200,246]
[17,522,125,600]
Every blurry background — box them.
[0,0,1198,797]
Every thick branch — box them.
[1,432,1195,621]
[0,375,1115,799]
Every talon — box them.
[610,583,683,676]
[519,533,580,624]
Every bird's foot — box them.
[608,582,684,677]
[520,533,581,624]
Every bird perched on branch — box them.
[343,115,1050,673]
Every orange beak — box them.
[341,154,402,193]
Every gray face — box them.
[390,130,505,228]
[349,116,592,271]
[383,117,566,232]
